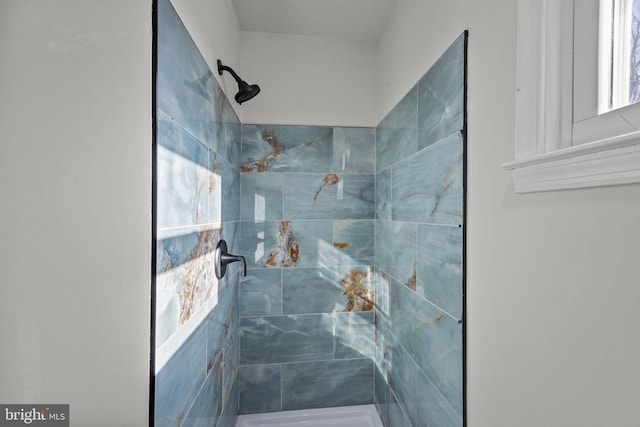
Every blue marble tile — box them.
[209,271,238,332]
[157,122,226,228]
[283,173,375,220]
[391,133,463,225]
[211,87,226,158]
[207,164,223,226]
[374,269,391,320]
[389,278,463,414]
[220,284,240,402]
[155,323,207,427]
[374,366,391,427]
[240,269,282,316]
[156,227,221,347]
[206,279,238,375]
[238,364,282,414]
[416,369,463,427]
[221,220,239,258]
[333,127,376,173]
[241,125,333,173]
[240,173,283,221]
[157,145,210,228]
[156,228,209,274]
[221,318,239,409]
[331,220,375,266]
[376,316,412,427]
[374,312,393,380]
[281,358,374,410]
[157,110,209,168]
[388,389,413,427]
[418,34,465,151]
[181,368,221,427]
[385,331,417,425]
[217,376,239,427]
[334,266,375,312]
[375,168,391,221]
[375,220,417,287]
[214,153,240,223]
[416,224,463,319]
[239,221,287,268]
[334,311,375,359]
[376,87,418,172]
[283,267,373,314]
[282,268,347,314]
[240,314,333,364]
[239,220,332,268]
[339,176,375,220]
[157,0,222,152]
[220,90,241,167]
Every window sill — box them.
[502,131,640,193]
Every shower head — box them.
[217,59,261,105]
[234,80,261,104]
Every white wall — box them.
[377,1,640,426]
[0,1,151,425]
[239,31,378,127]
[2,0,638,425]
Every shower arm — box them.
[217,60,243,83]
[216,59,260,105]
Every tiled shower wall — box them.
[374,34,466,427]
[155,0,241,426]
[237,126,377,413]
[235,34,466,423]
[155,3,464,422]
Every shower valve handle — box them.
[214,239,247,279]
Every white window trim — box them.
[504,0,640,193]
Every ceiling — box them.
[231,0,397,41]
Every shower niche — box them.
[153,0,466,425]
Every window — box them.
[600,0,640,111]
[504,0,640,193]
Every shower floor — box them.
[235,404,383,427]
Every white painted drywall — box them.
[238,31,378,127]
[2,0,638,426]
[233,0,395,41]
[377,1,640,426]
[0,1,151,425]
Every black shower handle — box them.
[214,239,247,279]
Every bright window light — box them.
[600,0,640,112]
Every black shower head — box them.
[217,59,261,105]
[235,80,261,104]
